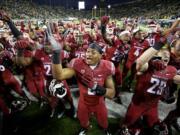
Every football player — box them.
[163,39,180,133]
[34,33,75,118]
[47,23,115,135]
[116,20,180,135]
[123,28,149,92]
[101,16,131,101]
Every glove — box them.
[153,36,167,51]
[101,16,110,25]
[0,10,22,38]
[101,16,109,36]
[15,38,30,50]
[77,70,106,96]
[0,10,10,22]
[46,23,62,64]
[0,50,12,59]
[46,23,61,52]
[91,85,106,96]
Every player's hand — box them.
[101,16,109,25]
[0,10,11,22]
[0,50,12,59]
[150,58,166,70]
[15,38,30,50]
[79,72,106,96]
[91,85,106,96]
[153,36,167,51]
[46,23,61,52]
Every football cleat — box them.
[152,122,168,135]
[50,109,55,118]
[57,111,65,119]
[78,128,88,135]
[115,127,131,135]
[172,120,180,132]
[103,129,112,135]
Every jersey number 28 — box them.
[147,77,166,95]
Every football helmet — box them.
[49,79,67,98]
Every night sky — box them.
[33,0,134,9]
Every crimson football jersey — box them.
[74,46,86,59]
[69,58,115,105]
[35,49,70,77]
[169,53,180,74]
[132,65,177,106]
[104,36,126,65]
[126,38,149,69]
[146,33,161,47]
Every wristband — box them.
[101,25,106,35]
[52,51,61,64]
[152,41,164,51]
[7,21,22,38]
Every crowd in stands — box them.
[0,0,179,19]
[111,0,180,19]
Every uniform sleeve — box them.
[68,58,77,69]
[105,61,115,76]
[166,66,177,79]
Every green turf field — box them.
[2,102,121,135]
[2,101,180,135]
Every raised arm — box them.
[46,23,75,80]
[136,37,166,71]
[173,75,180,84]
[162,19,180,36]
[100,16,113,45]
[0,10,23,39]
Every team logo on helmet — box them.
[49,79,67,98]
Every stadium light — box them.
[93,5,97,18]
[78,1,85,10]
[107,5,111,16]
[94,5,97,9]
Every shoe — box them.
[113,96,122,104]
[50,109,55,118]
[152,122,168,135]
[115,127,131,135]
[40,102,44,108]
[103,129,111,135]
[65,105,76,118]
[172,120,180,132]
[57,111,65,119]
[161,95,176,104]
[78,128,87,135]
